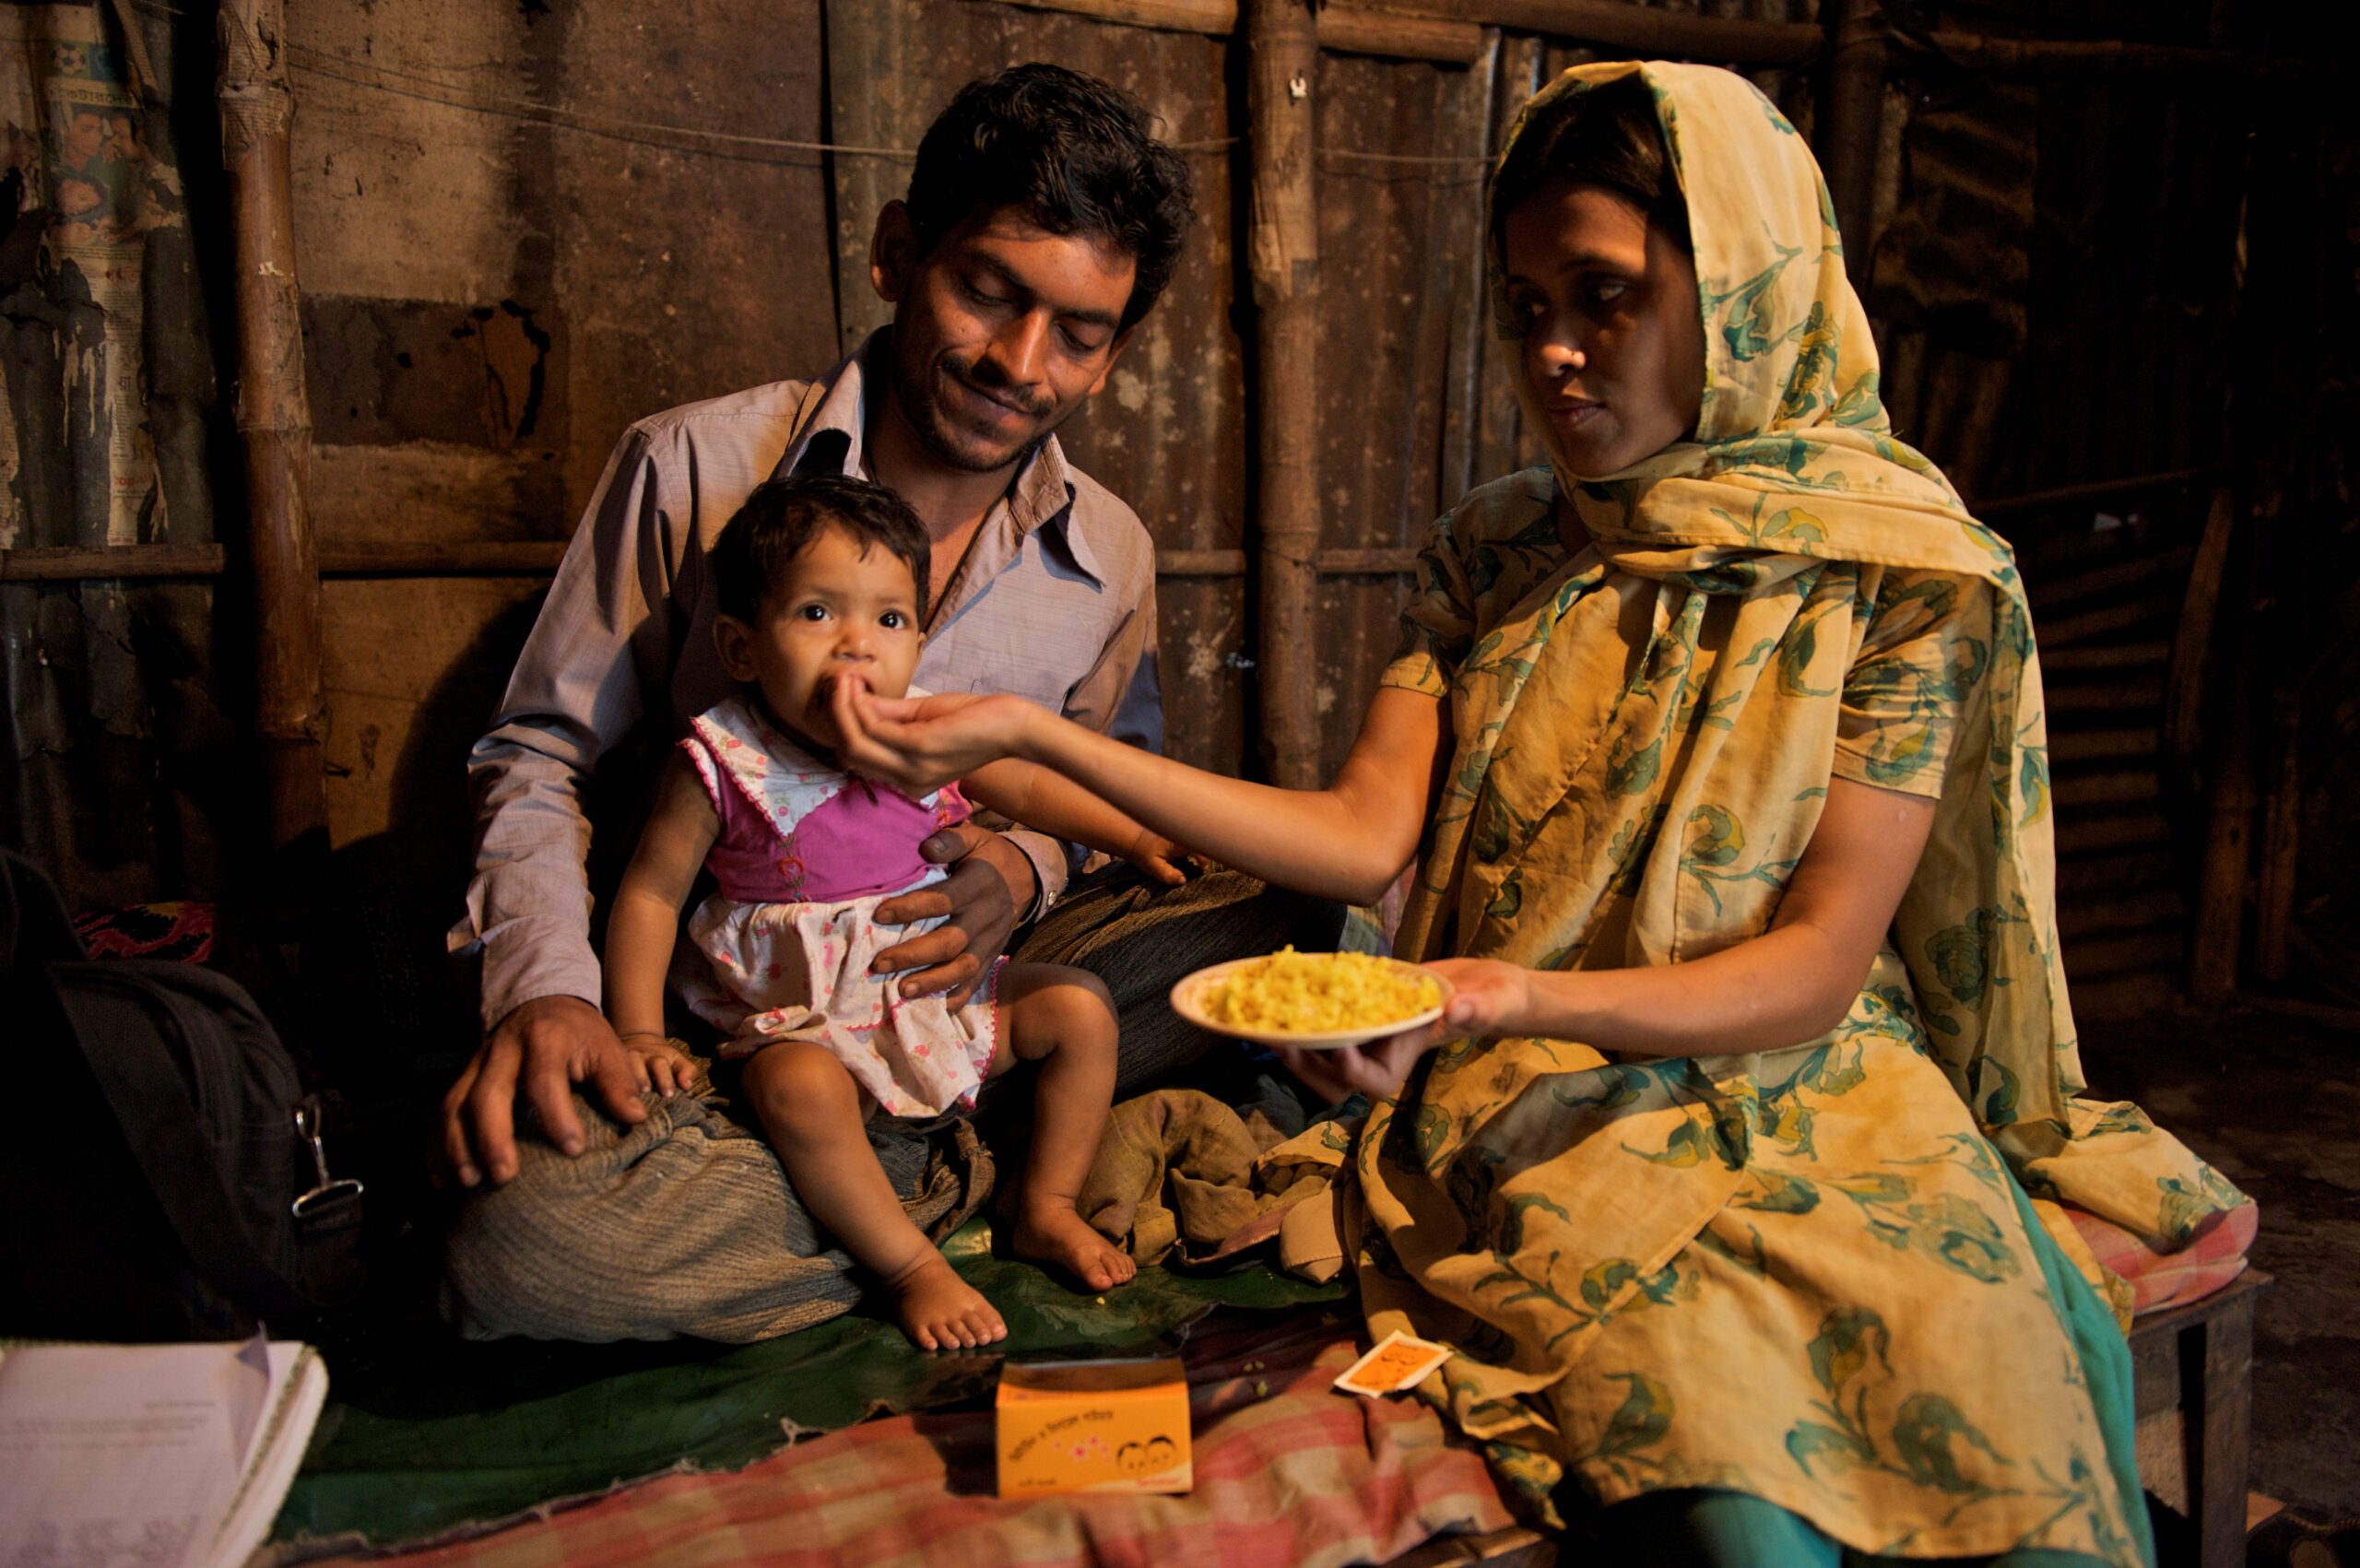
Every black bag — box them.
[0,849,362,1340]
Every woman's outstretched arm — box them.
[835,679,1449,906]
[958,759,1190,885]
[1281,776,1937,1099]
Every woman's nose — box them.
[1535,328,1587,377]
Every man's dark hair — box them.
[905,63,1193,335]
[1489,75,1691,257]
[712,474,932,626]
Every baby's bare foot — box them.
[1014,1203,1137,1293]
[884,1251,1006,1350]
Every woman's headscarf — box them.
[1493,61,2009,581]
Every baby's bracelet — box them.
[617,1030,670,1045]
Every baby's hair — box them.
[711,473,933,627]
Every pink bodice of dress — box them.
[680,696,972,903]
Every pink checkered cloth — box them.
[293,1311,1516,1567]
[2066,1201,2260,1316]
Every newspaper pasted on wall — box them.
[1,0,206,548]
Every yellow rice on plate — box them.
[1195,947,1441,1034]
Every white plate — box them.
[1168,954,1453,1051]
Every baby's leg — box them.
[991,964,1135,1292]
[738,1041,1005,1350]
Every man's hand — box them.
[1272,958,1530,1104]
[439,995,649,1187]
[871,823,1039,1007]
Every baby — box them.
[603,474,1179,1350]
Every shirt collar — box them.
[1010,431,1101,585]
[776,329,1097,585]
[776,335,876,480]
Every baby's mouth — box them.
[808,672,876,719]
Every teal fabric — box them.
[2008,1169,2158,1568]
[1588,1171,2156,1568]
[1597,1486,2131,1566]
[1593,1488,1836,1564]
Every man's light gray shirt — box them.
[456,334,1163,1028]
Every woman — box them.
[837,62,2246,1564]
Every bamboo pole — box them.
[2053,772,2163,812]
[972,0,1485,65]
[2059,930,2184,983]
[1150,545,1422,577]
[2032,599,2164,650]
[1422,0,1821,65]
[2189,530,2258,1002]
[1318,6,1483,64]
[1316,547,1422,574]
[2051,729,2161,766]
[972,0,1820,65]
[1817,0,1885,282]
[2045,679,2165,715]
[2056,848,2176,897]
[2055,814,2172,859]
[988,0,2300,77]
[0,541,578,580]
[2253,687,2301,984]
[2054,890,2186,942]
[1247,0,1322,790]
[1974,466,2212,518]
[1908,32,2304,82]
[2162,489,2237,801]
[218,0,325,863]
[0,540,1427,583]
[2039,641,2171,674]
[3,544,229,580]
[2024,545,2194,615]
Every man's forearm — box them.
[456,423,671,1031]
[458,731,607,1028]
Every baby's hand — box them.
[1124,828,1193,887]
[618,1032,699,1098]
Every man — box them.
[441,65,1339,1341]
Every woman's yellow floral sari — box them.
[1270,62,2247,1561]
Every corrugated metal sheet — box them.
[1858,38,2254,1008]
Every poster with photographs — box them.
[0,2,164,547]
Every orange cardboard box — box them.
[995,1355,1192,1498]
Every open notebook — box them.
[0,1337,326,1568]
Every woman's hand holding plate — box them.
[1268,957,1531,1102]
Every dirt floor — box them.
[2080,995,2360,1522]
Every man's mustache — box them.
[943,354,1052,420]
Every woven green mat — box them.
[274,1221,1343,1550]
